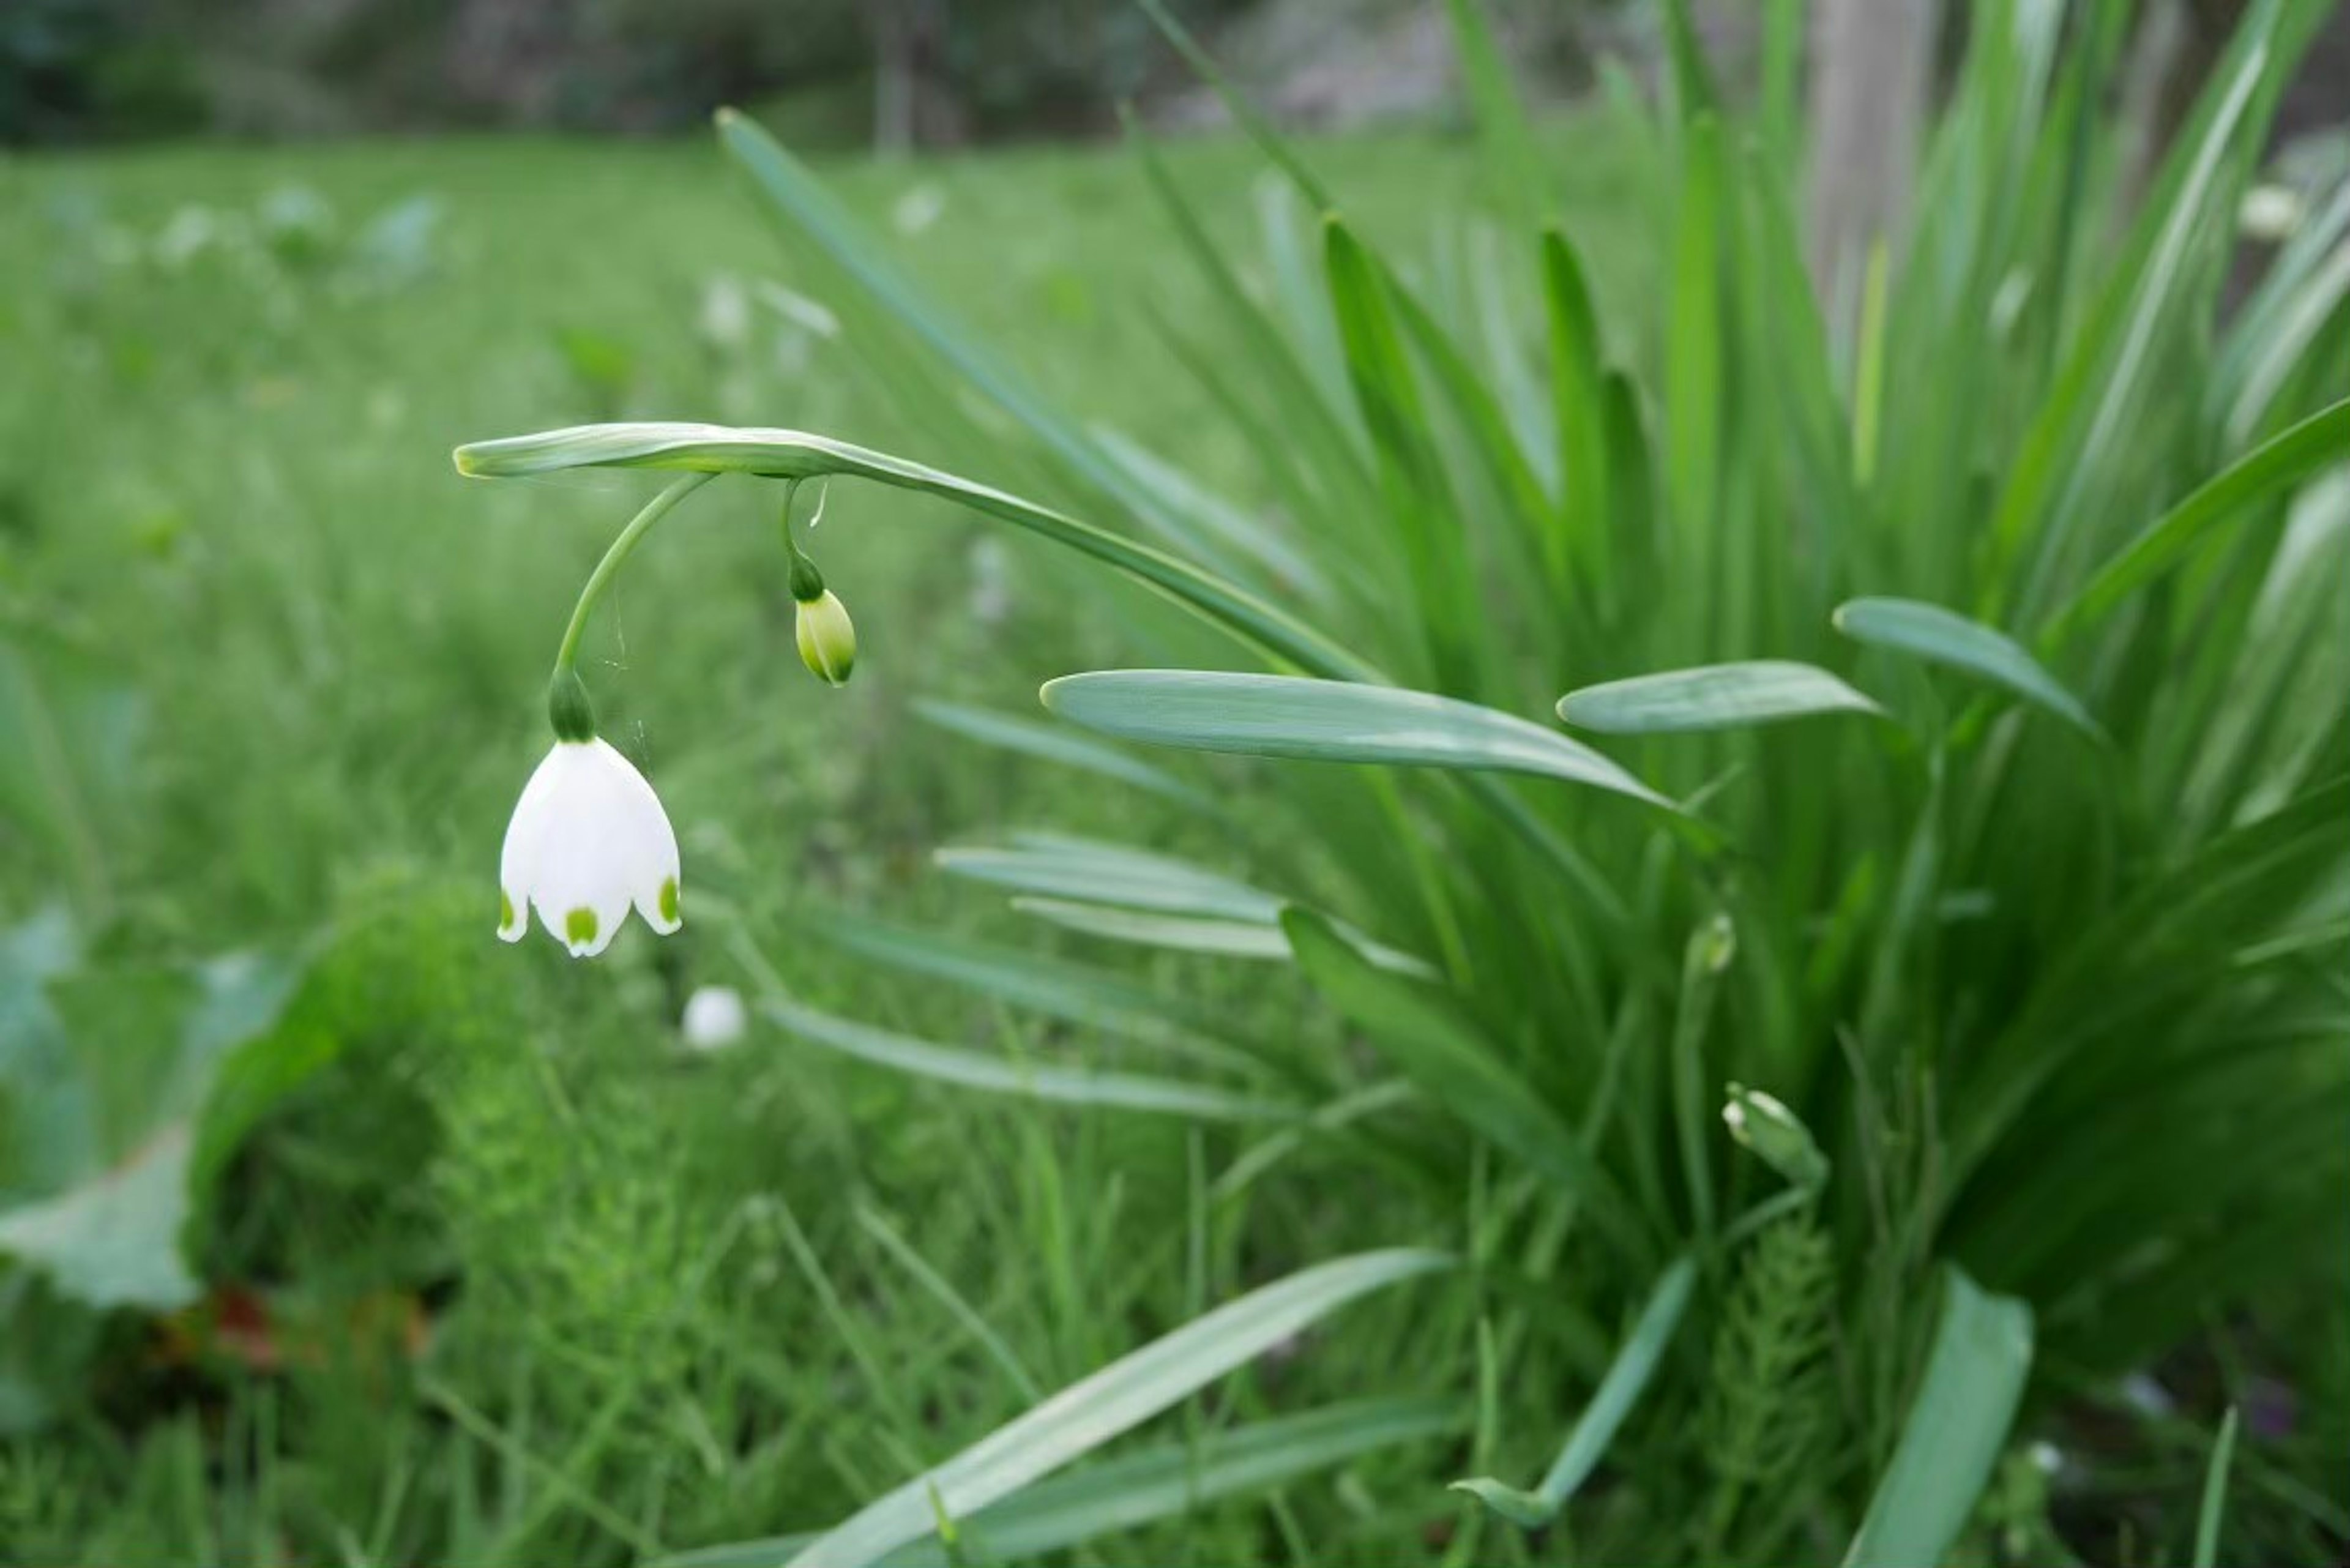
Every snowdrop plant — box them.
[483,471,855,957]
[454,0,2348,1560]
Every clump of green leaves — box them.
[454,0,2349,1559]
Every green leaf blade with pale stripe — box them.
[1841,1266,2033,1568]
[1453,1255,1697,1528]
[1559,662,1883,735]
[1042,670,1673,810]
[780,1248,1453,1568]
[1834,596,2103,739]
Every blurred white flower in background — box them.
[2238,182,2305,242]
[892,182,946,236]
[681,985,749,1051]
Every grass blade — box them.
[758,993,1297,1124]
[1559,662,1884,734]
[1442,0,1550,228]
[1833,596,2103,739]
[779,1249,1453,1568]
[655,1397,1461,1568]
[1013,897,1435,979]
[1840,1267,2034,1568]
[912,698,1218,815]
[1452,1255,1697,1526]
[1042,670,1673,809]
[2042,398,2350,640]
[802,907,1251,1072]
[935,838,1284,924]
[2193,1405,2242,1568]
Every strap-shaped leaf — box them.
[913,698,1215,814]
[1834,596,2103,739]
[802,908,1250,1072]
[780,1247,1452,1568]
[655,1397,1462,1568]
[1559,661,1882,734]
[759,993,1295,1124]
[1452,1255,1696,1526]
[1042,670,1672,809]
[1012,897,1436,979]
[1841,1267,2033,1568]
[935,837,1284,924]
[452,422,1376,684]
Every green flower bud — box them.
[1723,1081,1829,1194]
[795,589,856,686]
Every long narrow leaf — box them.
[655,1397,1462,1568]
[1840,1267,2034,1568]
[1043,670,1673,809]
[781,1248,1453,1568]
[1013,897,1435,979]
[1559,662,1883,734]
[803,908,1249,1070]
[1833,596,2103,739]
[1452,1255,1697,1526]
[2042,398,2350,640]
[759,994,1296,1123]
[912,698,1217,814]
[452,423,1378,684]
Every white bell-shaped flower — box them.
[497,737,682,957]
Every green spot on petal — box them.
[500,890,515,929]
[565,907,599,947]
[659,876,680,925]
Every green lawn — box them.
[0,123,1643,1566]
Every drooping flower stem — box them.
[545,471,717,737]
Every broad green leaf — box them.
[1841,1267,2033,1568]
[0,907,75,1088]
[452,422,1378,685]
[1558,662,1883,734]
[1042,670,1673,810]
[1281,909,1638,1248]
[780,1247,1452,1568]
[0,952,302,1311]
[1452,1255,1696,1526]
[759,993,1296,1124]
[654,1397,1460,1568]
[1833,596,2103,739]
[2194,1406,2241,1568]
[0,1128,198,1309]
[912,698,1215,813]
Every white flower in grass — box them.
[497,737,682,957]
[681,985,747,1050]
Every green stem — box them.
[553,472,717,676]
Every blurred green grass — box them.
[0,122,1658,1566]
[0,126,1639,943]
